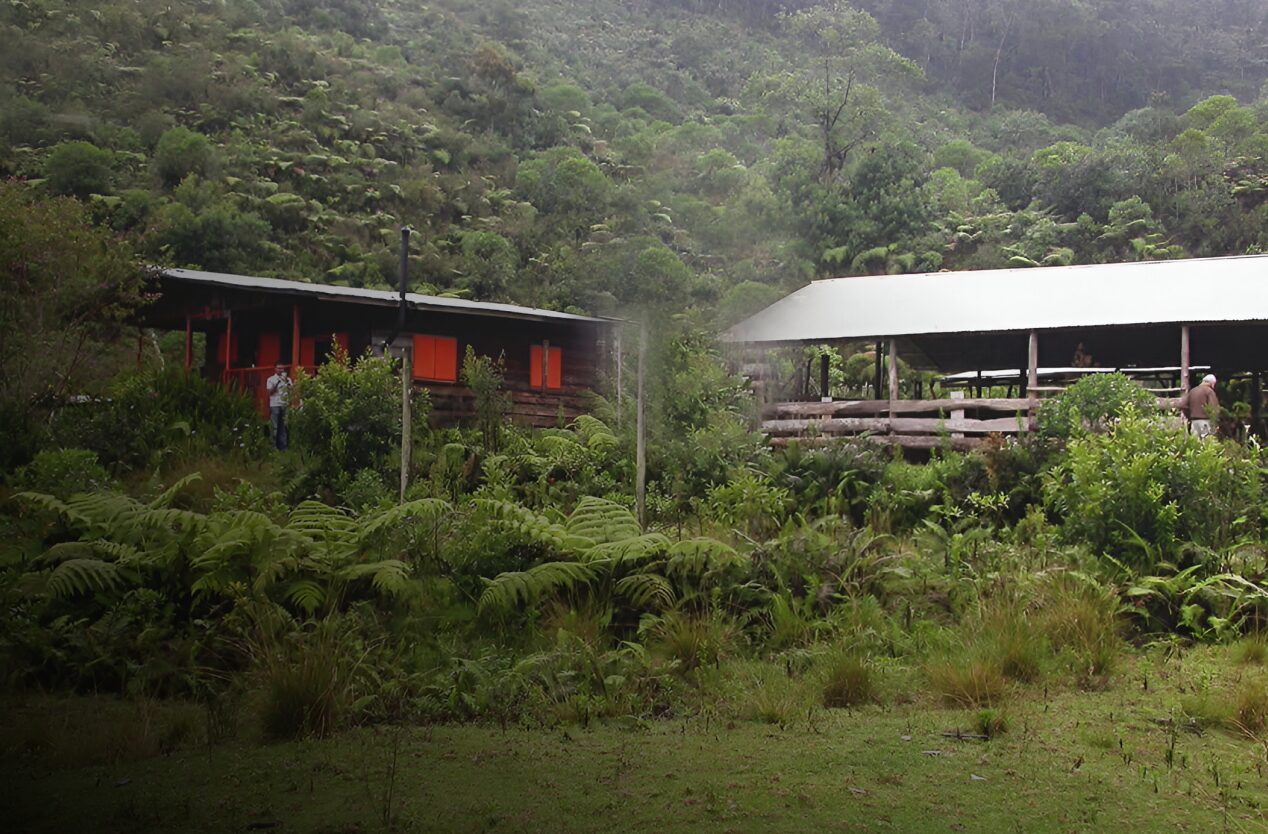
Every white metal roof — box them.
[726,254,1268,344]
[163,269,613,325]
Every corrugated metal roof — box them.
[726,254,1268,344]
[162,268,614,324]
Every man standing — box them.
[265,363,292,451]
[1182,373,1219,440]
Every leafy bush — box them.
[460,347,510,452]
[11,449,113,498]
[152,127,215,187]
[291,349,427,494]
[52,368,267,471]
[43,141,113,197]
[1038,372,1156,439]
[1043,409,1260,565]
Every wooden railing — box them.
[763,395,1184,449]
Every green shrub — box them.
[1037,372,1156,439]
[1043,408,1260,565]
[43,141,113,198]
[152,127,214,187]
[51,368,267,472]
[642,610,739,673]
[11,448,113,498]
[290,349,427,494]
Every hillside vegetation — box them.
[3,0,1268,321]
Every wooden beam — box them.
[766,398,1033,419]
[819,352,830,402]
[873,341,882,399]
[542,339,551,390]
[887,338,899,423]
[291,303,301,374]
[763,415,1027,436]
[1027,329,1039,431]
[1180,324,1191,393]
[769,434,983,452]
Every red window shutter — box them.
[435,336,458,382]
[413,335,458,382]
[258,332,281,368]
[530,345,563,389]
[547,346,562,389]
[413,335,436,380]
[300,337,316,368]
[530,345,543,388]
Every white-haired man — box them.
[1182,374,1219,440]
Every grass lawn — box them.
[5,648,1268,833]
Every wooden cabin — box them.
[726,254,1268,448]
[140,269,620,427]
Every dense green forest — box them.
[9,2,1268,831]
[4,0,1268,320]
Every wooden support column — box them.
[873,341,883,400]
[819,351,831,402]
[542,339,551,389]
[635,323,647,531]
[887,338,899,427]
[1253,372,1262,437]
[400,347,411,503]
[1180,324,1191,394]
[1027,330,1039,432]
[184,315,193,371]
[291,303,301,374]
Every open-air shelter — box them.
[725,254,1268,448]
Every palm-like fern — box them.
[476,498,746,621]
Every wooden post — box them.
[400,347,411,503]
[614,327,623,419]
[635,322,647,531]
[291,303,301,374]
[1253,372,1262,437]
[873,341,883,400]
[1180,324,1191,395]
[1027,330,1039,432]
[950,390,965,440]
[542,339,551,389]
[819,351,831,402]
[887,338,899,428]
[184,316,193,371]
[224,310,233,384]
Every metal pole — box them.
[1027,330,1039,432]
[635,322,647,531]
[887,338,899,428]
[1180,324,1191,394]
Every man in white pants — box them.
[1182,373,1219,440]
[264,363,292,451]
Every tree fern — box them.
[147,472,203,509]
[667,538,744,579]
[45,558,122,598]
[358,498,452,543]
[478,561,598,616]
[341,559,413,598]
[284,578,328,615]
[571,415,618,454]
[586,533,671,568]
[615,573,676,610]
[565,497,640,545]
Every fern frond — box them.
[615,573,676,610]
[45,558,121,598]
[358,498,452,542]
[586,533,671,568]
[667,538,744,579]
[283,579,327,615]
[566,497,640,545]
[570,415,618,453]
[148,473,203,509]
[473,498,574,552]
[478,560,598,615]
[288,500,358,540]
[14,491,87,526]
[341,559,413,597]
